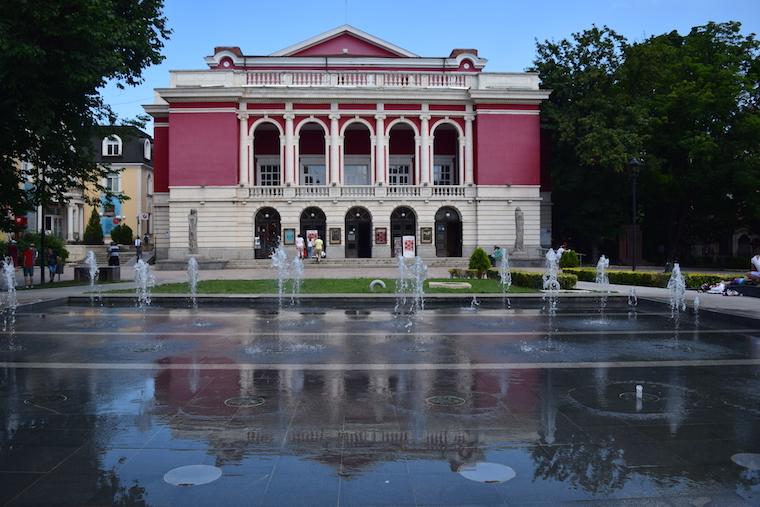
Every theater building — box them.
[144,25,551,261]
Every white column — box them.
[37,205,43,231]
[420,114,431,185]
[329,113,340,185]
[278,135,286,186]
[458,138,466,186]
[369,136,376,185]
[66,205,74,241]
[465,114,475,185]
[323,134,331,186]
[284,113,295,185]
[79,205,85,237]
[238,113,249,185]
[374,114,386,185]
[414,136,421,185]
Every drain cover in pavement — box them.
[458,462,516,483]
[24,394,68,405]
[224,396,265,408]
[731,453,760,471]
[426,395,466,407]
[164,465,222,486]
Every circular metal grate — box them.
[164,465,222,487]
[426,395,466,407]
[459,462,516,483]
[224,396,265,408]
[24,394,68,405]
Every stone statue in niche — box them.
[188,209,198,254]
[514,207,524,251]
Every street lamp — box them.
[627,157,642,271]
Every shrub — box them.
[110,224,133,245]
[83,209,104,245]
[559,249,580,268]
[562,268,725,289]
[449,268,577,290]
[468,247,492,278]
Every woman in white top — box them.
[295,234,305,259]
[749,249,760,282]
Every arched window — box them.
[144,139,152,160]
[102,135,122,157]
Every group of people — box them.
[2,241,61,288]
[294,233,324,263]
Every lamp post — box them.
[627,157,642,271]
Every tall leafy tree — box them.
[531,26,645,256]
[0,0,171,232]
[623,21,760,259]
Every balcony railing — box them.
[245,71,473,89]
[340,185,375,197]
[386,186,421,197]
[243,185,472,200]
[295,186,330,198]
[249,186,284,198]
[432,185,466,197]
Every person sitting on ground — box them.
[748,248,760,283]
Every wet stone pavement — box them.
[0,298,759,506]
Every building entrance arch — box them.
[390,206,416,257]
[300,207,327,254]
[254,207,281,259]
[435,206,462,257]
[345,207,372,258]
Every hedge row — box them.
[562,268,725,289]
[449,268,577,290]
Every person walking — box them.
[306,236,314,260]
[314,235,324,263]
[108,241,120,267]
[295,234,305,259]
[22,244,36,288]
[7,240,18,268]
[47,248,57,283]
[134,236,142,261]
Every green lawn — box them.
[114,278,537,295]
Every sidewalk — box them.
[576,281,760,321]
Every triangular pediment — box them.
[271,25,418,58]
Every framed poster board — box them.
[283,228,296,245]
[420,227,433,244]
[374,227,387,245]
[402,235,416,258]
[329,227,341,245]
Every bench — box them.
[74,266,120,282]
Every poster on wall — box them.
[374,227,387,245]
[402,235,416,258]
[283,228,295,245]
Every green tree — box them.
[0,0,171,232]
[468,247,492,278]
[531,26,645,257]
[83,209,104,245]
[110,223,133,245]
[622,22,760,259]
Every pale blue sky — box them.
[103,0,759,133]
